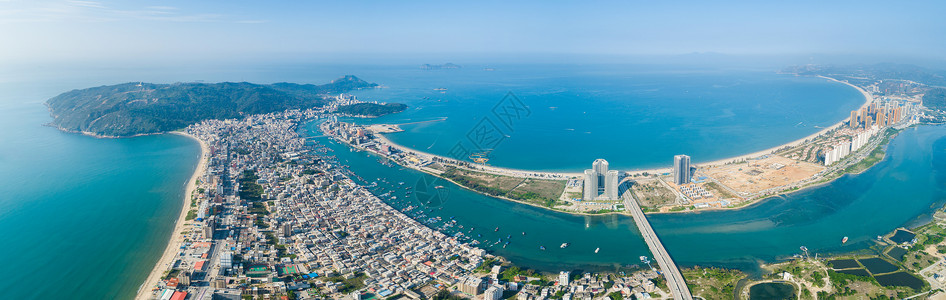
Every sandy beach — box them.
[371,75,872,178]
[135,131,209,300]
[693,76,874,168]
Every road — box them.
[621,186,693,300]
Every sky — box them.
[1,0,946,65]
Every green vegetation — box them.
[239,170,265,201]
[432,290,464,300]
[607,291,623,300]
[185,209,197,221]
[46,76,377,136]
[322,273,368,294]
[442,168,566,208]
[827,269,876,289]
[682,267,744,300]
[336,102,407,117]
[923,87,946,111]
[498,265,539,282]
[474,258,498,272]
[163,268,181,280]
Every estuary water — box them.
[0,63,934,298]
[312,122,946,274]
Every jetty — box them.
[621,186,693,300]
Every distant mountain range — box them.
[420,63,461,70]
[46,75,378,137]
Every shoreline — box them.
[350,75,879,215]
[376,75,873,176]
[693,76,874,168]
[134,131,209,300]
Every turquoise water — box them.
[311,122,946,274]
[0,80,200,299]
[344,65,865,171]
[0,63,938,298]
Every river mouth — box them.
[308,120,946,274]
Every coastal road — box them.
[621,186,693,300]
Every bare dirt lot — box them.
[702,155,824,194]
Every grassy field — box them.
[442,168,566,207]
[682,267,744,300]
[630,180,676,207]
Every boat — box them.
[560,243,569,249]
[595,248,600,254]
[539,246,546,250]
[495,227,499,232]
[800,246,808,252]
[522,232,526,235]
[434,185,445,189]
[842,236,849,244]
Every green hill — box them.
[46,75,377,137]
[336,103,407,117]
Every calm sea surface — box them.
[0,63,937,298]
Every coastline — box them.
[350,75,878,215]
[134,131,209,300]
[692,76,875,169]
[374,75,873,176]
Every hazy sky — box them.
[2,0,945,65]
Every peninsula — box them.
[45,75,379,137]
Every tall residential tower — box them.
[583,159,620,200]
[673,155,691,185]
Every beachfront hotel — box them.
[673,155,691,185]
[583,159,620,200]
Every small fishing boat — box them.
[560,243,569,249]
[539,246,546,250]
[842,236,849,244]
[595,248,600,254]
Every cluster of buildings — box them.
[582,159,620,201]
[823,125,880,166]
[826,99,919,166]
[456,268,664,300]
[678,184,712,200]
[848,100,918,129]
[163,109,672,300]
[146,109,496,299]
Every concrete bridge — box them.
[620,185,693,300]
